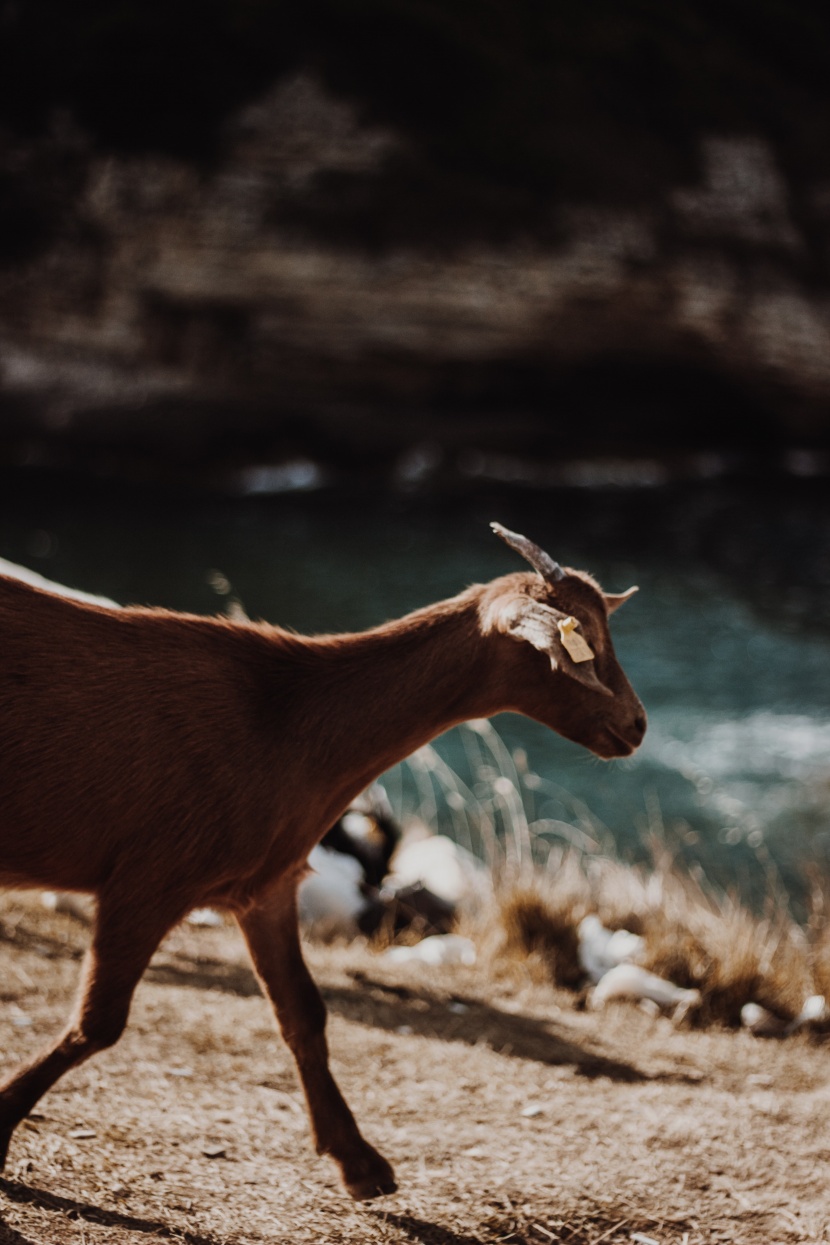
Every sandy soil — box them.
[1,894,828,1245]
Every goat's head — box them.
[480,523,646,760]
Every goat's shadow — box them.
[0,1177,221,1245]
[147,953,700,1087]
[0,1184,676,1245]
[324,970,686,1085]
[368,1210,504,1245]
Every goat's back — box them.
[0,575,288,897]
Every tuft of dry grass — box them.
[387,723,829,1034]
[487,851,819,1029]
[807,873,830,1003]
[812,929,830,1001]
[643,905,811,1027]
[499,889,586,989]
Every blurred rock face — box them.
[1,73,829,469]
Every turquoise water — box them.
[1,469,828,907]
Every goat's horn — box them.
[490,522,565,582]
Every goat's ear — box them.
[493,596,613,697]
[604,586,638,615]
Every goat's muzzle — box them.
[596,710,647,759]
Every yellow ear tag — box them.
[557,616,595,663]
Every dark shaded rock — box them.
[2,5,830,469]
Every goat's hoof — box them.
[342,1150,397,1201]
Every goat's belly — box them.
[0,821,107,892]
[0,864,94,892]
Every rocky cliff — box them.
[2,4,830,478]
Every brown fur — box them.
[0,559,645,1199]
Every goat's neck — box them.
[294,587,498,815]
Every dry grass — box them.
[397,724,830,1032]
[806,874,830,1003]
[2,893,830,1245]
[812,928,830,1002]
[493,857,819,1028]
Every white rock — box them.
[383,934,477,967]
[795,994,828,1027]
[742,993,828,1037]
[590,963,701,1011]
[741,1002,787,1036]
[578,914,645,983]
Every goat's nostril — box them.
[633,713,647,737]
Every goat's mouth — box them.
[594,726,639,759]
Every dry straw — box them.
[390,721,830,1032]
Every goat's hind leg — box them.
[238,891,397,1200]
[0,892,180,1169]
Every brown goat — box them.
[0,524,645,1199]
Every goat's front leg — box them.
[238,890,397,1200]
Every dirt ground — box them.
[1,894,828,1245]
